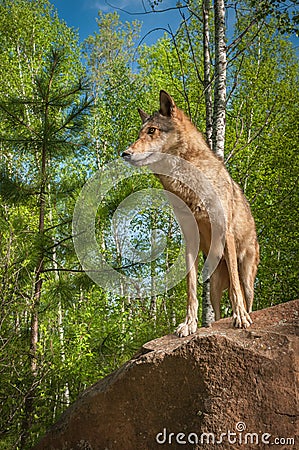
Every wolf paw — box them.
[175,318,198,338]
[233,309,252,328]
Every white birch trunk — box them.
[212,0,227,159]
[201,0,227,326]
[203,0,213,150]
[48,182,70,410]
[201,0,215,327]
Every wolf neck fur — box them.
[172,115,214,164]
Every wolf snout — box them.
[121,149,132,159]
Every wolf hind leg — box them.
[238,244,259,313]
[225,234,252,328]
[210,258,229,321]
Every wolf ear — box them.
[138,108,150,123]
[159,90,176,117]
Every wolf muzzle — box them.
[121,149,132,161]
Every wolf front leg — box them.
[175,254,199,337]
[225,234,252,328]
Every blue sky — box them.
[51,0,182,44]
[51,1,298,52]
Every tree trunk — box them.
[21,71,50,448]
[21,178,45,449]
[203,0,213,149]
[201,268,215,327]
[201,0,215,327]
[21,160,46,448]
[49,184,70,411]
[150,212,157,324]
[201,0,227,327]
[212,0,227,158]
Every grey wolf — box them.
[122,90,259,337]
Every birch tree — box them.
[199,0,227,326]
[202,0,213,149]
[201,0,215,326]
[212,0,227,158]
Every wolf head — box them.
[122,90,185,167]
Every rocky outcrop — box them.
[33,300,298,450]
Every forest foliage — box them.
[0,0,298,447]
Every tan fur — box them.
[122,91,259,337]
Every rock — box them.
[33,300,298,450]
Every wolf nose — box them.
[121,150,131,158]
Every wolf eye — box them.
[147,127,156,135]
